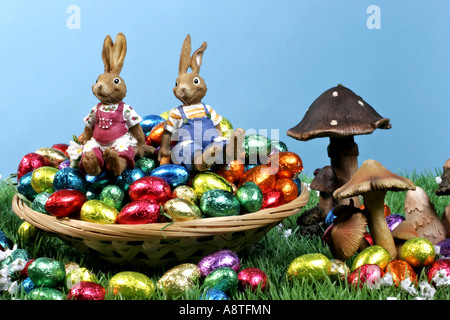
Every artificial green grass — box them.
[0,169,449,301]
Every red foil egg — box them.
[261,189,284,209]
[20,259,35,279]
[67,281,106,300]
[426,258,450,285]
[45,189,87,217]
[238,267,269,292]
[118,199,161,224]
[385,260,417,287]
[17,153,50,181]
[348,264,384,288]
[129,176,172,205]
[52,143,69,157]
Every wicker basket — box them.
[11,187,309,267]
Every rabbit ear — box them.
[102,35,114,73]
[111,33,127,74]
[179,34,192,75]
[190,41,207,74]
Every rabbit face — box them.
[174,73,207,106]
[92,73,127,105]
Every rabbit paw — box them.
[82,151,101,176]
[103,148,127,177]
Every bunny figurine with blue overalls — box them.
[158,34,245,171]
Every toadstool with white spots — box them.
[333,159,415,259]
[287,84,391,208]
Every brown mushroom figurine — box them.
[310,165,340,219]
[287,84,391,208]
[436,158,450,196]
[404,186,446,245]
[333,159,415,259]
[391,220,419,254]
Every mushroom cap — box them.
[287,85,391,141]
[310,165,339,192]
[333,159,416,199]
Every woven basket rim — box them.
[11,185,309,241]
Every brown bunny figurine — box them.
[78,33,155,176]
[158,34,245,171]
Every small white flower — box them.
[419,281,436,300]
[0,268,13,291]
[436,176,442,184]
[0,244,18,263]
[432,269,450,287]
[400,278,418,296]
[67,140,83,162]
[386,297,398,300]
[380,273,394,287]
[115,144,128,152]
[7,281,19,295]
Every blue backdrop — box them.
[1,0,449,179]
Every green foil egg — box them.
[109,271,155,300]
[135,157,156,174]
[99,185,124,210]
[28,257,66,287]
[27,287,66,300]
[200,189,241,217]
[286,253,332,282]
[202,267,239,295]
[243,134,272,160]
[191,172,234,198]
[351,245,392,271]
[80,200,118,224]
[32,192,51,214]
[236,182,263,213]
[219,117,234,138]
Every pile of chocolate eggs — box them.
[15,113,304,226]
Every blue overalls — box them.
[172,103,227,171]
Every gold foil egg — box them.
[35,147,69,167]
[286,253,332,282]
[80,200,118,224]
[351,245,392,271]
[172,185,198,204]
[329,259,350,282]
[219,117,234,138]
[65,267,98,290]
[157,263,202,299]
[17,221,38,243]
[163,198,202,222]
[400,237,435,268]
[31,166,58,193]
[109,271,155,300]
[191,172,234,198]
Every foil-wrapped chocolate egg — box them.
[261,189,284,209]
[200,189,241,217]
[0,233,13,251]
[85,171,115,194]
[80,200,118,224]
[45,189,87,218]
[400,237,436,268]
[17,152,50,181]
[329,259,350,282]
[135,157,156,174]
[18,221,38,242]
[157,263,202,299]
[437,239,450,257]
[348,264,384,288]
[160,109,170,120]
[21,277,35,294]
[17,172,37,200]
[118,199,161,224]
[198,249,241,277]
[28,287,66,300]
[32,192,51,214]
[238,165,276,193]
[191,172,234,198]
[53,167,87,193]
[286,253,332,282]
[140,114,165,133]
[243,134,272,162]
[385,259,417,287]
[99,185,124,210]
[203,267,239,295]
[58,159,71,169]
[151,164,190,187]
[35,147,69,167]
[200,288,229,300]
[274,178,298,203]
[116,168,146,191]
[28,257,66,287]
[238,267,269,292]
[270,140,288,153]
[236,182,263,213]
[163,198,202,222]
[31,166,59,193]
[67,281,106,300]
[51,143,69,156]
[172,185,198,204]
[216,160,245,184]
[65,267,98,290]
[269,151,303,179]
[149,122,165,146]
[351,245,392,271]
[108,271,155,299]
[128,176,172,205]
[426,258,450,285]
[386,214,405,231]
[219,116,233,138]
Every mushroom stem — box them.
[363,190,397,259]
[318,191,337,219]
[327,136,361,207]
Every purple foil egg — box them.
[58,159,71,170]
[386,214,405,231]
[198,249,240,277]
[437,239,450,257]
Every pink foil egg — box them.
[198,249,241,277]
[17,153,50,181]
[348,264,384,288]
[128,176,172,205]
[426,258,450,285]
[45,189,87,217]
[67,281,106,300]
[118,199,161,225]
[238,267,269,292]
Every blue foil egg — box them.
[150,164,190,187]
[21,277,36,294]
[0,234,14,251]
[199,289,229,300]
[53,167,87,193]
[17,172,38,200]
[116,168,146,191]
[140,114,166,133]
